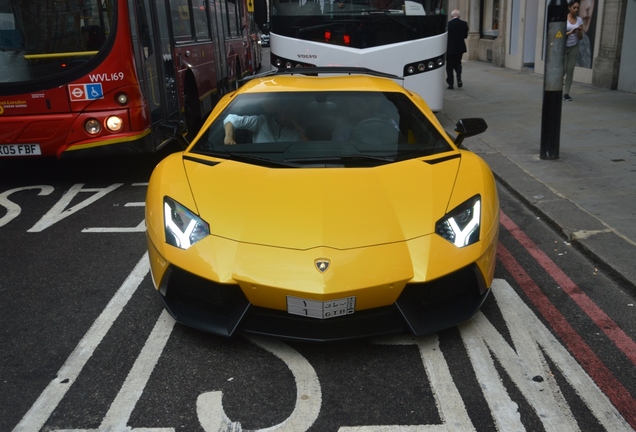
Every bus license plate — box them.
[0,144,42,157]
[287,296,356,319]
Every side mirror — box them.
[157,120,189,149]
[454,118,487,147]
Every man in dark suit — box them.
[446,9,468,89]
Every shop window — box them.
[481,0,499,39]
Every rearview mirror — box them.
[157,120,189,149]
[454,118,488,147]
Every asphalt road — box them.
[1,149,635,431]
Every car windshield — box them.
[191,91,453,167]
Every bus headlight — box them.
[85,119,101,135]
[403,55,445,76]
[106,116,123,132]
[116,92,129,105]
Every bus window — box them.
[0,0,29,82]
[170,0,194,41]
[193,1,211,40]
[0,0,114,82]
[226,0,239,37]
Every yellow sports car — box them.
[146,68,498,342]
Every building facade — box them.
[452,0,635,93]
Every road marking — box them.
[498,240,636,428]
[366,278,631,432]
[500,210,636,367]
[0,185,54,227]
[99,309,176,431]
[12,253,150,432]
[12,257,633,431]
[28,183,123,232]
[478,278,631,430]
[82,220,146,233]
[463,281,577,431]
[365,334,475,432]
[197,335,322,431]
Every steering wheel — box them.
[349,118,399,145]
[353,118,395,128]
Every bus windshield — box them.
[0,0,114,84]
[273,0,443,16]
[270,0,446,48]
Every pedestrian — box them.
[446,9,468,90]
[563,0,584,101]
[575,0,595,68]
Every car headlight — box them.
[163,197,209,250]
[435,195,481,247]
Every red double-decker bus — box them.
[0,0,266,159]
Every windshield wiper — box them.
[284,154,394,165]
[368,10,416,32]
[196,151,297,168]
[227,153,299,168]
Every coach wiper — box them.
[368,10,417,32]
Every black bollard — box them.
[540,0,568,160]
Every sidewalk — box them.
[436,60,636,290]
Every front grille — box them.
[164,267,245,315]
[395,264,489,336]
[400,266,481,312]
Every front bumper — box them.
[156,263,490,342]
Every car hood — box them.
[184,156,460,250]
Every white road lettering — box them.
[12,253,149,432]
[82,220,146,233]
[51,310,177,432]
[14,276,631,431]
[0,185,54,227]
[361,333,474,432]
[28,183,123,232]
[98,309,176,432]
[197,335,322,432]
[461,279,629,431]
[82,184,147,233]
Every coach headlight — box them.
[435,195,481,247]
[163,197,209,250]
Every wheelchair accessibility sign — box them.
[68,83,104,101]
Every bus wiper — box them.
[298,23,336,33]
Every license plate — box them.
[287,296,356,319]
[0,144,42,157]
